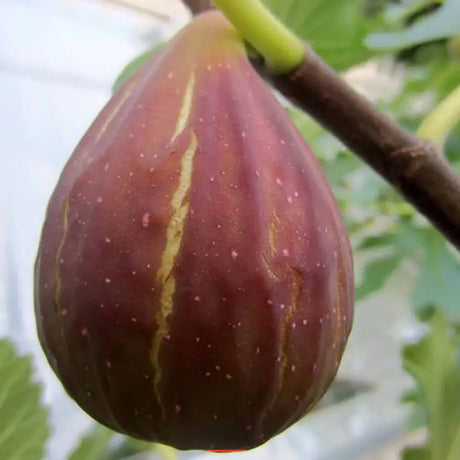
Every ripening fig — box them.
[35,11,354,451]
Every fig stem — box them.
[212,0,304,74]
[417,83,460,150]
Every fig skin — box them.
[35,11,354,451]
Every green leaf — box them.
[69,425,114,460]
[287,106,324,147]
[401,445,430,460]
[109,436,158,459]
[412,232,460,321]
[262,0,385,70]
[393,221,428,255]
[68,427,165,460]
[0,339,49,460]
[402,309,460,459]
[401,388,428,430]
[356,253,402,300]
[447,429,460,460]
[156,444,178,460]
[321,151,362,191]
[367,0,460,51]
[385,0,434,24]
[358,233,395,251]
[417,82,460,149]
[112,44,163,94]
[445,125,460,165]
[393,42,460,110]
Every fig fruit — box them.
[35,11,354,451]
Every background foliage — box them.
[1,0,459,459]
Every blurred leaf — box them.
[343,168,385,206]
[401,388,428,430]
[321,151,362,190]
[286,106,324,147]
[412,232,460,321]
[112,44,163,94]
[108,436,158,460]
[445,125,460,164]
[402,309,460,459]
[358,233,396,250]
[385,0,435,24]
[69,425,114,460]
[367,0,460,51]
[356,253,403,300]
[119,436,153,453]
[396,43,460,106]
[262,0,385,70]
[0,339,49,460]
[393,220,428,255]
[356,219,426,299]
[401,445,430,460]
[417,83,460,148]
[448,431,460,460]
[157,444,178,460]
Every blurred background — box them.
[1,1,459,459]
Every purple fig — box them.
[35,11,354,451]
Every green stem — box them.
[417,83,460,150]
[213,0,304,74]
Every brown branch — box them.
[183,1,460,251]
[262,52,460,251]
